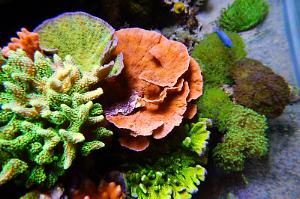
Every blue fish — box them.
[215,30,233,48]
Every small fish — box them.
[215,29,233,48]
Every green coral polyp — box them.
[196,86,268,172]
[0,49,112,187]
[125,153,206,199]
[124,118,211,199]
[219,0,269,32]
[213,104,268,172]
[183,118,211,156]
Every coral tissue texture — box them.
[104,28,203,151]
[230,58,290,118]
[2,28,40,59]
[34,12,116,72]
[219,0,269,32]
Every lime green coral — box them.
[125,152,206,199]
[213,105,268,172]
[219,0,269,32]
[0,49,112,188]
[192,32,268,172]
[197,87,234,130]
[34,12,116,72]
[191,32,246,87]
[124,118,210,199]
[197,87,268,172]
[183,118,211,156]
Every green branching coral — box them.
[123,118,210,199]
[219,0,269,32]
[0,49,112,188]
[183,118,211,156]
[230,58,290,118]
[34,12,116,72]
[124,152,206,199]
[191,32,246,87]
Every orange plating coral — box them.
[104,28,203,151]
[71,179,124,199]
[2,28,40,59]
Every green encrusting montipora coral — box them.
[192,32,268,172]
[124,118,211,199]
[0,49,112,188]
[219,0,269,32]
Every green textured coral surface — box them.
[220,0,269,32]
[125,152,206,199]
[212,104,268,172]
[196,86,268,172]
[34,12,115,72]
[197,87,234,130]
[124,118,211,199]
[0,50,112,188]
[191,32,246,87]
[182,118,211,156]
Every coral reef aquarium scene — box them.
[0,0,300,198]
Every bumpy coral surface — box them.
[34,12,117,72]
[124,152,206,199]
[219,0,269,32]
[2,28,40,59]
[197,87,268,172]
[197,87,234,130]
[191,31,246,87]
[0,50,112,188]
[213,105,268,172]
[230,58,290,118]
[104,28,203,151]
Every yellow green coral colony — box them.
[0,12,120,188]
[0,50,113,187]
[124,118,211,199]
